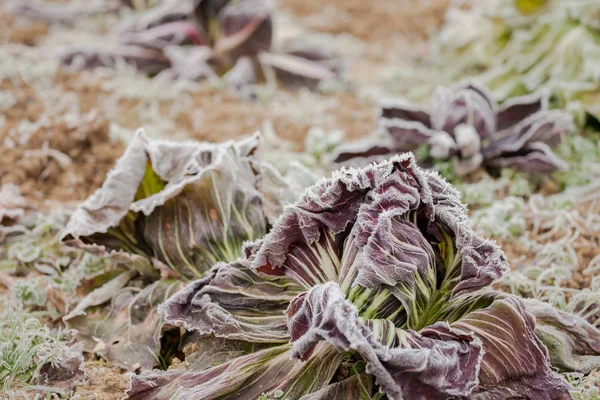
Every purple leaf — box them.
[483,110,573,159]
[260,52,337,90]
[59,45,171,74]
[380,118,434,152]
[484,141,568,173]
[331,136,397,165]
[380,100,432,129]
[161,257,301,342]
[210,0,273,60]
[450,296,572,399]
[496,90,549,131]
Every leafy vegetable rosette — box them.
[333,83,573,178]
[60,130,310,371]
[125,154,600,399]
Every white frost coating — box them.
[0,46,60,83]
[342,81,572,174]
[497,89,550,115]
[130,133,262,217]
[328,134,397,167]
[430,0,600,119]
[63,130,263,238]
[304,127,344,159]
[484,110,573,158]
[454,124,481,158]
[380,97,431,116]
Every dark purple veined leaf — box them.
[286,281,483,400]
[161,256,302,343]
[380,100,431,128]
[495,90,548,132]
[333,82,574,176]
[482,110,572,173]
[259,51,339,91]
[446,295,572,400]
[330,138,397,165]
[483,141,569,173]
[210,0,273,61]
[379,117,436,152]
[61,130,270,280]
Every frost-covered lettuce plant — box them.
[334,83,573,177]
[16,0,339,91]
[62,130,294,280]
[126,154,600,399]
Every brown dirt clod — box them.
[74,364,130,400]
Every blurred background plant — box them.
[383,0,600,126]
